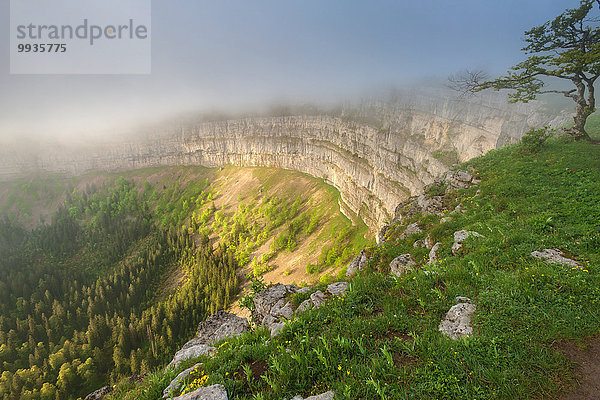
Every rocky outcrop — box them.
[168,340,216,369]
[439,297,476,340]
[168,311,249,368]
[0,90,564,232]
[164,363,203,399]
[531,248,581,268]
[346,250,369,277]
[196,311,249,345]
[84,386,112,400]
[253,283,348,336]
[172,384,228,400]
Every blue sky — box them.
[0,0,576,140]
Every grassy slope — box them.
[109,135,600,400]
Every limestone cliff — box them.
[0,89,566,232]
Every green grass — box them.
[109,136,600,400]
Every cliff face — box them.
[0,91,566,232]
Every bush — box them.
[521,126,552,153]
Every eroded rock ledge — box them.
[0,92,564,232]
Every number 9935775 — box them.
[17,43,66,53]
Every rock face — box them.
[84,386,112,400]
[326,282,348,297]
[0,90,564,232]
[196,311,249,345]
[389,254,415,276]
[531,248,581,268]
[172,384,228,400]
[439,297,476,340]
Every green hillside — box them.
[109,134,600,400]
[0,166,369,400]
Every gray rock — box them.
[296,287,312,294]
[400,222,422,239]
[270,299,294,320]
[455,296,472,303]
[168,340,216,369]
[84,386,112,400]
[163,363,202,399]
[253,284,297,322]
[172,384,228,400]
[428,242,441,265]
[290,391,335,400]
[424,234,435,249]
[196,311,249,345]
[326,282,348,297]
[296,299,312,313]
[413,239,425,248]
[346,250,369,277]
[389,254,415,276]
[439,302,476,340]
[270,322,285,337]
[440,217,453,224]
[531,249,581,268]
[452,204,466,214]
[310,290,327,309]
[415,194,445,216]
[376,225,390,245]
[452,230,483,255]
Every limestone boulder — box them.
[173,384,228,400]
[196,311,249,345]
[389,254,415,276]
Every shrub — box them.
[521,126,551,153]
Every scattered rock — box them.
[291,391,335,400]
[310,290,327,309]
[168,339,216,368]
[428,242,441,265]
[452,204,466,214]
[439,301,476,340]
[389,254,415,276]
[163,363,202,399]
[400,222,422,239]
[172,384,228,400]
[445,169,479,191]
[440,216,453,224]
[84,386,112,400]
[531,249,581,268]
[196,311,249,346]
[296,287,312,294]
[326,282,348,297]
[346,250,369,277]
[413,239,425,248]
[452,230,483,255]
[424,234,435,249]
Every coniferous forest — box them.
[0,177,239,400]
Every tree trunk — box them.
[568,79,593,141]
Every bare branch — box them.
[447,69,489,95]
